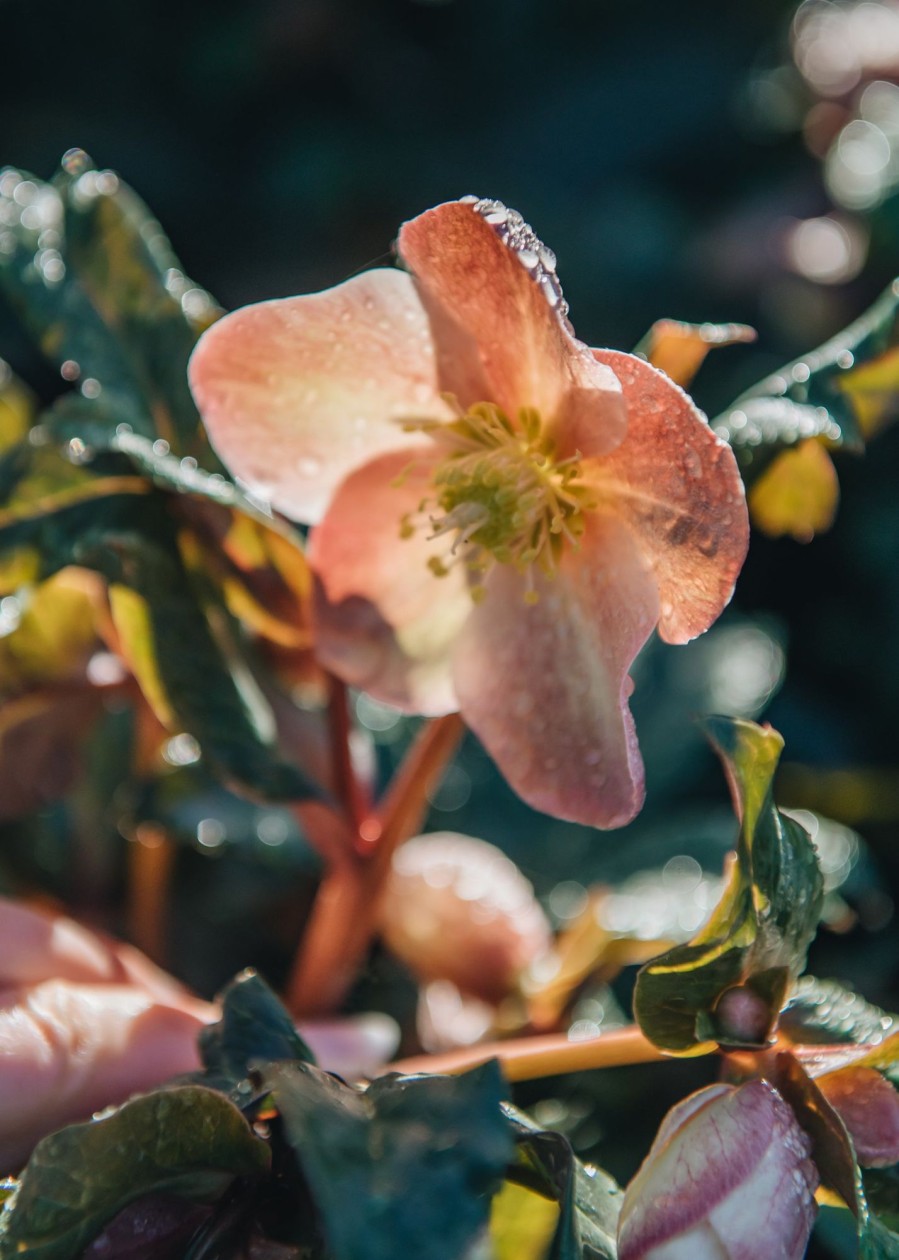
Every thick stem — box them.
[285,713,465,1017]
[326,673,369,836]
[385,1024,665,1082]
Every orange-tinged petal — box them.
[398,200,622,442]
[189,269,450,524]
[451,511,658,829]
[587,350,749,644]
[309,449,472,715]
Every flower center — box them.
[401,402,595,602]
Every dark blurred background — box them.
[3,2,899,1246]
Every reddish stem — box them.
[285,713,465,1017]
[326,673,369,836]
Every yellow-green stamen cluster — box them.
[401,401,595,602]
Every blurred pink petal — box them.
[0,980,212,1172]
[817,1065,899,1167]
[188,269,448,524]
[191,197,749,828]
[379,832,554,1003]
[618,1080,818,1260]
[298,1013,399,1080]
[453,512,657,826]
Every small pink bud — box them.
[714,984,774,1046]
[379,832,554,1004]
[817,1066,899,1167]
[617,1080,818,1260]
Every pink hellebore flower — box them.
[617,1081,819,1260]
[189,198,748,827]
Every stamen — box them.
[400,402,595,601]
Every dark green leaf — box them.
[503,1105,621,1260]
[0,1086,270,1260]
[59,154,220,456]
[79,526,321,802]
[0,167,152,437]
[198,969,315,1095]
[0,158,219,455]
[712,279,899,478]
[634,717,824,1053]
[263,1060,513,1260]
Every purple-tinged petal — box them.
[818,1066,899,1167]
[618,1081,817,1260]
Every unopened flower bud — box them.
[379,832,554,1005]
[618,1080,818,1260]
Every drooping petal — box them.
[189,269,451,525]
[399,201,626,449]
[309,449,472,714]
[586,350,749,644]
[451,511,658,828]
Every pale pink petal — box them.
[189,269,451,525]
[298,1013,399,1079]
[0,980,211,1172]
[398,201,624,445]
[451,512,658,828]
[309,449,472,714]
[586,350,748,644]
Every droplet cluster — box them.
[461,195,572,330]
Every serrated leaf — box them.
[713,278,899,543]
[634,718,824,1053]
[783,977,897,1048]
[504,1105,621,1260]
[198,969,314,1095]
[0,169,151,435]
[0,159,219,455]
[60,157,220,455]
[0,1086,269,1260]
[264,1060,513,1260]
[633,319,755,388]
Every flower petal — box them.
[587,350,748,644]
[309,449,472,714]
[399,200,619,433]
[817,1066,899,1167]
[451,511,658,828]
[189,269,450,524]
[618,1081,816,1260]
